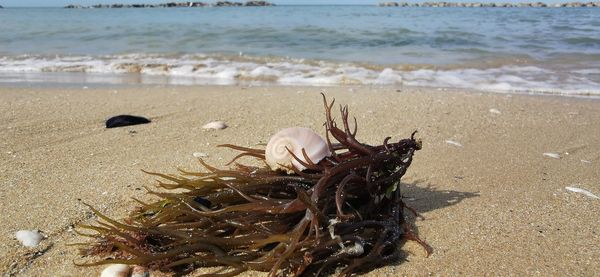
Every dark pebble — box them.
[106,115,151,128]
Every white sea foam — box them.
[1,54,599,96]
[573,69,600,75]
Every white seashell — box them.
[265,127,330,174]
[193,152,209,158]
[15,230,43,247]
[489,108,501,114]
[341,241,364,256]
[100,264,131,277]
[202,121,227,130]
[565,186,599,199]
[445,140,463,147]
[543,152,561,159]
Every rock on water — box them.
[15,230,43,247]
[106,115,151,128]
[245,1,274,6]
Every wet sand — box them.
[1,85,599,276]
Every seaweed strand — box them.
[76,94,428,276]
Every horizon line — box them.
[3,4,379,8]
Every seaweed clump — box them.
[76,94,430,276]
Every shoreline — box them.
[1,76,600,100]
[1,62,599,98]
[1,85,599,276]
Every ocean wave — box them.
[0,54,599,96]
[563,37,600,47]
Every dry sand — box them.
[1,85,599,276]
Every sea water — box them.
[1,6,599,95]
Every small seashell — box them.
[341,241,364,256]
[489,108,501,114]
[106,115,151,128]
[15,230,43,247]
[193,152,209,158]
[445,140,463,147]
[265,127,331,174]
[565,186,599,199]
[202,121,227,130]
[100,264,131,277]
[543,152,561,159]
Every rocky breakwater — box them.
[378,2,600,7]
[65,1,274,8]
[213,1,243,6]
[244,1,274,6]
[209,1,275,6]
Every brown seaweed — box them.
[76,94,430,276]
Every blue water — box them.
[1,6,600,95]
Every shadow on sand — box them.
[402,180,480,214]
[392,180,480,263]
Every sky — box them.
[0,0,572,7]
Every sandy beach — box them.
[1,85,599,276]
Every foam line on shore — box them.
[0,54,599,96]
